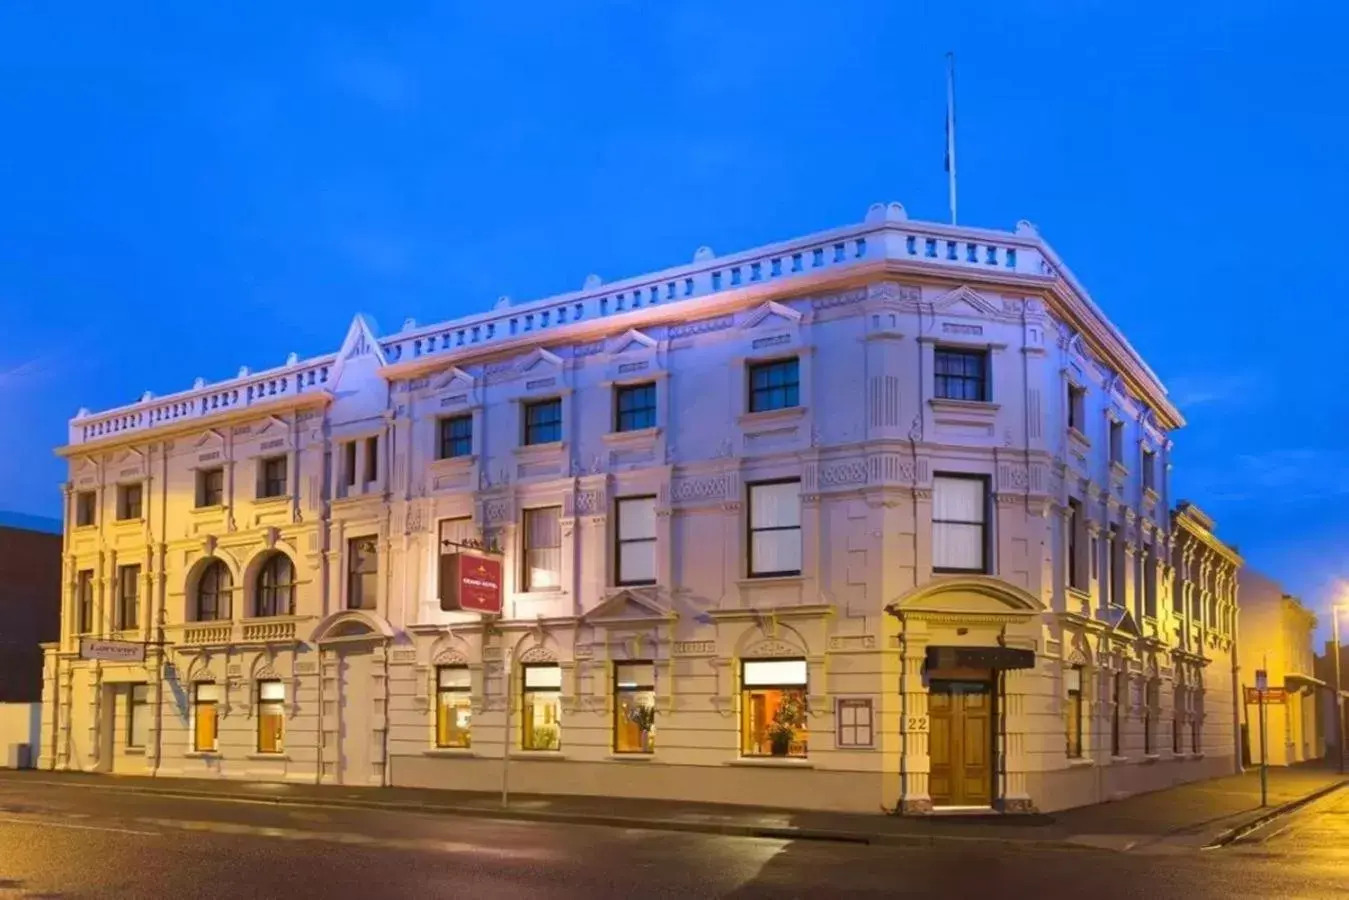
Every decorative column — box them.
[1001,667,1034,812]
[897,619,932,814]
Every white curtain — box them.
[749,482,801,575]
[932,476,984,570]
[524,507,561,590]
[618,498,656,583]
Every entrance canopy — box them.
[926,646,1036,672]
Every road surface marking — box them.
[0,815,157,836]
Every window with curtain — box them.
[615,496,656,586]
[438,414,473,459]
[347,537,379,610]
[438,516,475,552]
[1066,666,1084,759]
[195,560,232,621]
[741,659,808,758]
[436,666,472,748]
[193,683,220,752]
[76,570,94,634]
[255,553,296,618]
[932,475,987,573]
[116,564,140,631]
[257,681,285,753]
[521,664,562,750]
[748,481,801,577]
[522,507,562,591]
[934,348,988,401]
[127,684,149,749]
[614,662,656,754]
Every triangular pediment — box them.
[432,366,475,390]
[328,314,387,389]
[110,447,146,466]
[520,348,564,373]
[931,285,1000,318]
[582,589,672,623]
[608,328,657,356]
[194,429,225,449]
[740,300,802,330]
[256,416,288,436]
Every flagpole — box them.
[945,51,958,226]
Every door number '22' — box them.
[906,716,929,732]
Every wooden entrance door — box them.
[928,679,993,807]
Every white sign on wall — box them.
[78,638,145,663]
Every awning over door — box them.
[926,646,1036,672]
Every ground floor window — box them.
[741,658,808,758]
[614,662,656,753]
[522,664,561,750]
[257,680,285,753]
[127,684,149,749]
[193,683,220,752]
[1191,714,1202,754]
[1065,666,1084,759]
[436,666,472,748]
[1110,672,1123,757]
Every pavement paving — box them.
[0,758,1343,854]
[1,775,1348,898]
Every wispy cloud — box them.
[1168,370,1269,409]
[1186,448,1349,504]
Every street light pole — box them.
[1334,603,1344,774]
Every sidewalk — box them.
[1,760,1343,853]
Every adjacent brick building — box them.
[0,513,62,702]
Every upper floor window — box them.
[748,358,799,413]
[615,496,657,586]
[76,569,94,634]
[197,467,224,508]
[524,398,562,445]
[522,506,562,591]
[75,491,96,527]
[364,435,379,482]
[935,348,988,402]
[1109,420,1124,465]
[748,480,801,578]
[1143,549,1158,619]
[259,456,287,499]
[1108,526,1125,608]
[347,537,378,610]
[255,552,295,618]
[615,382,657,432]
[1067,498,1086,591]
[932,475,988,573]
[343,441,358,487]
[1068,384,1086,432]
[195,559,232,621]
[438,415,473,459]
[116,564,140,631]
[117,483,142,520]
[1142,447,1156,492]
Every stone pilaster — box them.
[897,622,932,814]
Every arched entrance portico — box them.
[310,610,394,787]
[885,577,1046,814]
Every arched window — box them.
[255,553,295,618]
[196,560,232,621]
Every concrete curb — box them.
[1203,778,1349,849]
[3,775,1087,851]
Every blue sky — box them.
[1,3,1345,622]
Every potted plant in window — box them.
[531,723,560,751]
[768,692,806,757]
[627,703,656,752]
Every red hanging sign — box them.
[439,553,503,615]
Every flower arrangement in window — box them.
[627,702,656,751]
[768,691,807,757]
[531,723,560,751]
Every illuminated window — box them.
[436,666,472,749]
[522,507,561,591]
[255,553,295,618]
[195,560,232,621]
[438,415,473,459]
[615,497,656,586]
[614,662,655,754]
[127,684,149,749]
[522,664,561,751]
[257,680,285,754]
[1066,666,1084,759]
[75,491,96,527]
[748,481,801,577]
[748,358,799,413]
[741,659,808,758]
[197,467,224,507]
[193,683,220,753]
[76,570,94,634]
[116,564,140,631]
[347,537,378,610]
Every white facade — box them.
[42,203,1238,813]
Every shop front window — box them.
[193,683,220,753]
[522,664,562,750]
[257,680,285,753]
[741,659,808,758]
[1066,666,1084,759]
[436,666,472,749]
[614,662,656,754]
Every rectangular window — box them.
[1143,550,1158,618]
[75,491,96,527]
[1110,420,1124,464]
[522,507,562,591]
[747,481,801,577]
[365,435,379,483]
[1142,447,1156,491]
[1174,688,1185,754]
[748,358,800,413]
[1109,526,1125,608]
[347,536,379,610]
[436,666,472,749]
[257,680,285,754]
[615,496,656,586]
[836,698,874,749]
[1111,672,1123,757]
[615,382,657,432]
[259,456,287,498]
[1191,706,1201,753]
[1066,666,1084,758]
[933,475,988,573]
[524,398,562,445]
[344,441,358,487]
[1144,681,1158,755]
[438,516,475,552]
[1068,384,1085,432]
[438,415,473,459]
[1067,499,1085,590]
[935,348,988,402]
[521,664,562,751]
[117,483,142,520]
[193,683,220,753]
[741,659,808,758]
[198,467,224,508]
[76,570,94,634]
[116,564,141,631]
[614,662,656,754]
[127,684,149,749]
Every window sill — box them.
[1067,586,1091,604]
[515,589,563,602]
[189,504,227,517]
[430,454,476,470]
[112,517,144,527]
[1068,427,1091,448]
[124,746,146,756]
[247,752,290,761]
[1143,487,1160,504]
[928,398,1000,415]
[737,406,806,428]
[1111,461,1129,478]
[510,750,568,761]
[726,757,813,769]
[513,441,566,459]
[423,748,476,758]
[185,751,221,759]
[737,574,804,587]
[1066,757,1093,768]
[606,753,655,762]
[252,494,292,506]
[1142,753,1161,763]
[602,427,661,446]
[1108,755,1128,765]
[72,524,98,533]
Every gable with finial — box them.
[930,285,1001,318]
[328,314,388,386]
[581,588,675,626]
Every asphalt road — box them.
[0,779,1347,899]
